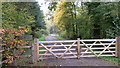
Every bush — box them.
[34,31,42,38]
[40,29,49,36]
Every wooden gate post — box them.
[116,37,120,58]
[77,38,80,59]
[33,38,39,64]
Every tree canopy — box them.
[49,2,120,39]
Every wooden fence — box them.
[33,37,120,63]
[0,45,32,65]
[0,35,33,65]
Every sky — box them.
[36,0,49,15]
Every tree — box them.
[1,2,46,64]
[54,2,77,39]
[50,2,119,39]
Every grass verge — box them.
[100,56,120,65]
[39,36,46,41]
[55,34,65,40]
[13,57,45,66]
[39,36,46,53]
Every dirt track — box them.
[41,36,118,67]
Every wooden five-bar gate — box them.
[32,37,120,63]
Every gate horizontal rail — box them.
[38,39,116,43]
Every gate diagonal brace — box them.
[40,43,59,58]
[99,41,115,55]
[81,41,98,57]
[60,43,77,57]
[81,41,97,56]
[60,41,76,58]
[98,41,115,56]
[43,43,57,56]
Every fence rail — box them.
[0,46,32,64]
[38,39,116,43]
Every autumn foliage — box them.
[2,26,29,63]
